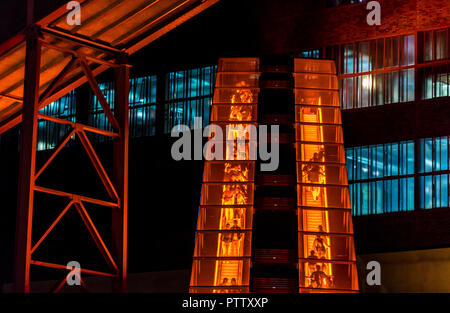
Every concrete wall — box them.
[357,247,450,293]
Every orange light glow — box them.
[190,58,259,293]
[294,58,358,293]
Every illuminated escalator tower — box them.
[190,58,260,293]
[294,58,359,293]
[190,57,358,293]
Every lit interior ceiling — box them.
[0,0,220,134]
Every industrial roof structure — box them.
[0,0,220,134]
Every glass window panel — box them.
[293,74,338,90]
[296,106,342,124]
[213,88,259,104]
[210,105,257,123]
[297,185,351,209]
[194,231,252,257]
[296,124,344,143]
[203,162,255,182]
[358,41,370,73]
[295,90,340,106]
[296,143,346,164]
[298,261,358,291]
[190,259,251,287]
[376,38,384,69]
[297,163,348,185]
[129,105,156,137]
[345,148,354,181]
[197,206,253,230]
[215,73,259,88]
[436,29,448,60]
[299,233,356,261]
[298,208,354,234]
[201,183,254,206]
[218,58,259,72]
[342,44,354,74]
[425,31,433,62]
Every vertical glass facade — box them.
[348,136,450,215]
[326,34,415,109]
[418,137,450,209]
[190,58,259,293]
[294,58,359,293]
[128,76,157,138]
[164,66,217,133]
[421,28,450,100]
[346,142,414,215]
[88,76,157,142]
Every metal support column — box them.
[112,60,129,292]
[13,27,41,293]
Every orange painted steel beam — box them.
[74,202,119,274]
[38,56,77,106]
[30,201,74,254]
[111,63,129,292]
[51,275,68,293]
[37,113,119,137]
[90,0,162,41]
[13,29,41,293]
[34,128,76,180]
[40,40,122,69]
[34,185,119,208]
[30,260,118,278]
[111,0,192,46]
[126,0,221,55]
[79,59,120,133]
[0,92,23,102]
[39,57,76,103]
[0,63,110,136]
[77,129,120,202]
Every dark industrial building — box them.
[0,0,449,293]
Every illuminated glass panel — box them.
[418,137,450,209]
[298,208,354,234]
[300,49,320,59]
[346,141,415,215]
[298,261,359,291]
[190,58,259,293]
[423,28,449,62]
[422,65,450,99]
[294,58,358,293]
[326,34,415,109]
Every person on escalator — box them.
[313,232,329,259]
[221,223,233,256]
[230,220,243,256]
[303,153,325,200]
[229,278,239,293]
[309,264,332,288]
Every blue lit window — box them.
[88,75,157,142]
[129,76,157,137]
[346,141,415,215]
[300,49,320,59]
[164,66,217,133]
[418,137,450,209]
